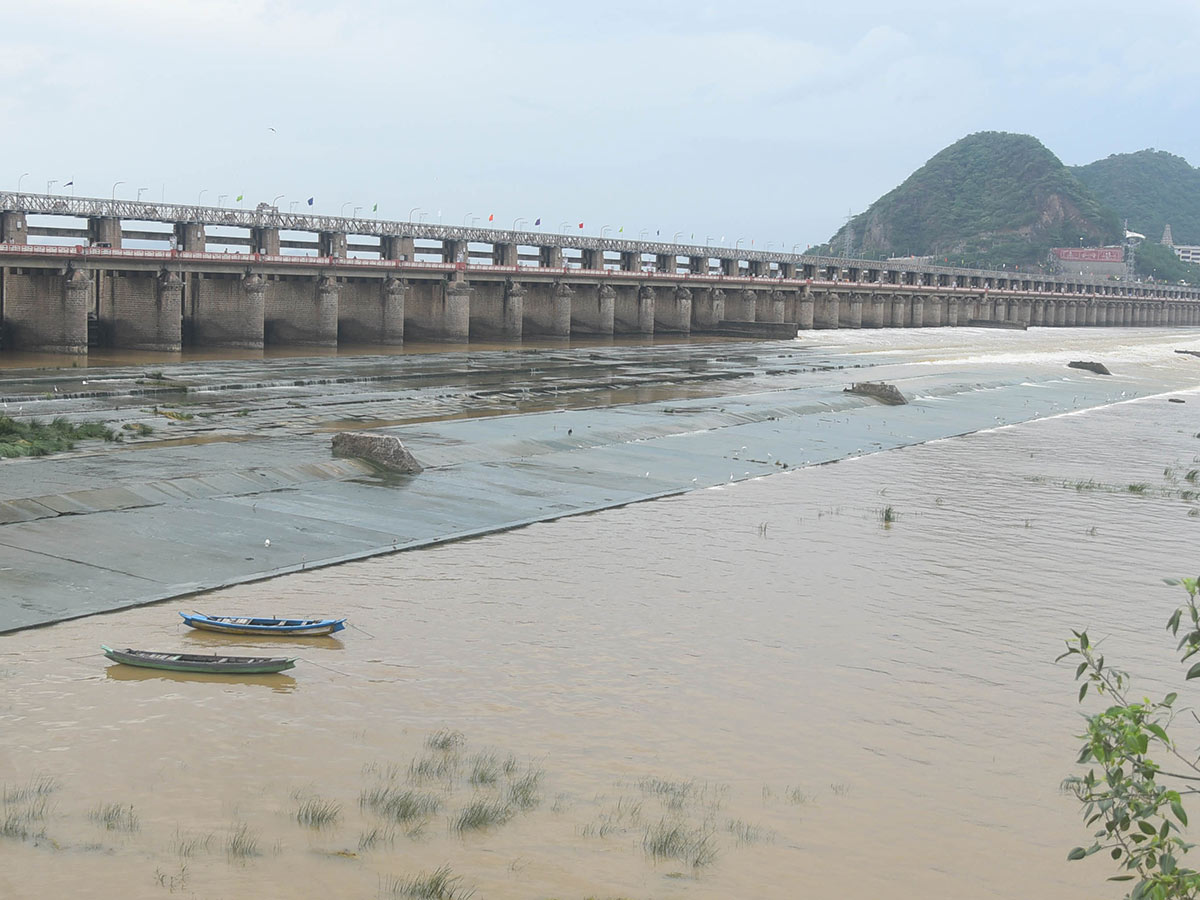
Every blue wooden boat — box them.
[180,611,346,636]
[102,645,296,674]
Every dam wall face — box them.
[1,189,1197,353]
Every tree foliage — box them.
[1060,578,1200,899]
[1074,151,1200,247]
[826,131,1122,267]
[1133,241,1200,285]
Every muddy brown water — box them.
[3,330,1200,899]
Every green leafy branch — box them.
[1059,577,1200,899]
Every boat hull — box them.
[180,612,346,636]
[102,646,296,675]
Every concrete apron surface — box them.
[0,340,1193,632]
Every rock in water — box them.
[1068,360,1112,375]
[331,432,424,474]
[844,382,908,405]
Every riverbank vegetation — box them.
[0,415,115,457]
[1060,578,1200,897]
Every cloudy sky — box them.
[3,0,1198,249]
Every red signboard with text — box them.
[1053,247,1124,262]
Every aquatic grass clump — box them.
[121,422,154,436]
[638,777,697,811]
[88,802,139,832]
[225,823,260,859]
[504,767,544,812]
[642,819,718,868]
[0,416,115,458]
[727,818,775,846]
[1127,483,1150,494]
[408,754,461,786]
[296,797,341,829]
[171,828,215,858]
[452,797,512,833]
[2,776,58,804]
[358,825,395,851]
[425,729,466,752]
[1,804,48,841]
[360,786,442,824]
[467,751,516,786]
[880,505,899,525]
[380,864,476,900]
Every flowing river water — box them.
[2,328,1200,899]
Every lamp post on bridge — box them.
[512,218,526,231]
[112,181,126,202]
[559,221,570,234]
[217,194,227,206]
[17,172,29,193]
[601,225,612,237]
[408,207,422,223]
[673,231,683,243]
[464,212,474,226]
[734,238,744,252]
[272,194,284,209]
[137,187,148,202]
[197,189,207,206]
[47,180,56,195]
[340,202,352,217]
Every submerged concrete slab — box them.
[2,332,1199,632]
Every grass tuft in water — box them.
[296,797,341,829]
[358,825,395,851]
[727,818,776,846]
[88,802,139,832]
[225,823,260,859]
[360,786,442,823]
[452,797,512,832]
[642,819,718,868]
[505,767,544,812]
[425,729,466,752]
[785,787,815,805]
[880,505,899,525]
[380,864,476,900]
[408,754,460,786]
[1127,483,1150,494]
[171,828,214,858]
[2,776,57,805]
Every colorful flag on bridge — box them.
[373,203,378,213]
[578,223,584,229]
[488,214,494,221]
[307,197,314,206]
[63,181,73,187]
[236,194,243,202]
[534,218,541,226]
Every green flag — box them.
[372,203,378,212]
[236,194,243,202]
[618,226,623,233]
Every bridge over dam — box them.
[1,191,1197,354]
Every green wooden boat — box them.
[101,645,296,674]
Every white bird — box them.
[264,539,271,548]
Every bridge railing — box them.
[0,243,1190,302]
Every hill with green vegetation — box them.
[1072,150,1200,246]
[822,132,1123,268]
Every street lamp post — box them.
[408,207,422,222]
[560,221,570,234]
[197,189,206,206]
[464,212,475,226]
[512,218,526,231]
[137,187,148,202]
[735,238,743,252]
[673,231,683,243]
[638,229,648,240]
[47,180,56,195]
[217,194,227,206]
[112,181,126,201]
[601,225,612,237]
[17,172,29,193]
[273,194,284,208]
[341,202,352,217]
